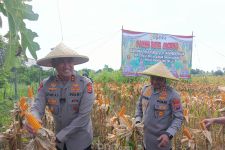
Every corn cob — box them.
[221,92,225,102]
[183,127,192,140]
[183,108,189,116]
[25,113,42,133]
[28,85,34,99]
[19,97,28,112]
[118,106,132,130]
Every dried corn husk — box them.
[135,122,144,135]
[183,127,192,140]
[199,121,206,130]
[107,107,143,146]
[24,128,56,150]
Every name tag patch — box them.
[46,93,59,97]
[70,93,80,97]
[48,82,59,91]
[47,99,58,105]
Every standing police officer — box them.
[135,62,183,150]
[30,42,95,150]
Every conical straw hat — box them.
[139,62,179,80]
[37,42,89,67]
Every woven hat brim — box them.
[138,62,179,81]
[139,72,179,80]
[37,55,89,67]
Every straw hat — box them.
[139,62,179,80]
[37,42,89,67]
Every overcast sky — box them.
[2,0,225,71]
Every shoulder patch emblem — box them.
[172,98,181,111]
[87,82,93,94]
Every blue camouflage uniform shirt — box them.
[135,84,183,150]
[31,72,95,150]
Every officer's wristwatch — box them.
[165,132,173,140]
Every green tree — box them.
[191,68,205,75]
[0,0,40,69]
[214,70,224,76]
[103,64,114,72]
[0,36,6,66]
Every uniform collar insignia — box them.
[71,75,75,81]
[55,74,76,81]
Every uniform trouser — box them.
[56,144,92,150]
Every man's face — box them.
[54,58,74,78]
[150,76,166,89]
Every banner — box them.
[121,29,193,79]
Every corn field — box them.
[1,76,225,149]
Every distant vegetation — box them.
[191,68,225,76]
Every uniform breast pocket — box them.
[47,98,59,115]
[154,104,168,118]
[69,99,80,113]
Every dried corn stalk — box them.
[199,121,212,145]
[24,128,56,150]
[117,106,132,130]
[106,106,143,149]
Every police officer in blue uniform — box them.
[135,62,183,150]
[30,42,95,150]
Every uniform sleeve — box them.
[135,86,145,123]
[166,91,183,136]
[30,81,47,121]
[56,81,95,142]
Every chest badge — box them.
[48,98,57,105]
[48,82,58,91]
[71,84,80,92]
[159,90,167,100]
